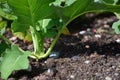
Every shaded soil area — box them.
[1,13,120,80]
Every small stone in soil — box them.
[72,55,79,61]
[85,45,90,49]
[49,51,60,58]
[103,24,110,28]
[100,55,106,58]
[90,52,99,58]
[46,68,57,77]
[9,37,17,41]
[94,34,101,38]
[116,54,120,57]
[114,73,119,76]
[105,76,112,80]
[84,60,90,64]
[79,30,86,35]
[115,39,120,43]
[87,28,91,31]
[111,66,116,69]
[70,75,75,79]
[84,36,90,41]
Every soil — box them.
[1,12,120,80]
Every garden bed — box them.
[1,13,120,80]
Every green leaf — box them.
[7,0,55,32]
[42,19,59,30]
[36,19,61,38]
[0,41,9,56]
[112,20,120,34]
[61,26,71,35]
[0,45,30,79]
[51,0,120,23]
[85,1,120,13]
[0,0,7,3]
[0,20,7,29]
[103,0,119,4]
[13,31,32,42]
[0,27,5,35]
[103,0,114,4]
[102,0,120,19]
[0,7,16,20]
[52,0,76,7]
[0,16,7,35]
[11,20,29,32]
[45,29,57,38]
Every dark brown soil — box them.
[1,13,120,80]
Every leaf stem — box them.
[0,35,12,45]
[38,29,61,59]
[38,22,69,59]
[30,26,44,56]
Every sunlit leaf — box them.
[0,45,30,79]
[112,20,120,34]
[61,26,71,35]
[13,31,32,42]
[0,20,7,30]
[0,8,16,20]
[7,0,55,32]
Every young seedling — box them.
[1,0,120,79]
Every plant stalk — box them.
[0,34,12,45]
[38,30,61,59]
[38,23,69,59]
[30,26,44,58]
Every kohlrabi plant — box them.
[1,0,120,79]
[102,0,120,33]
